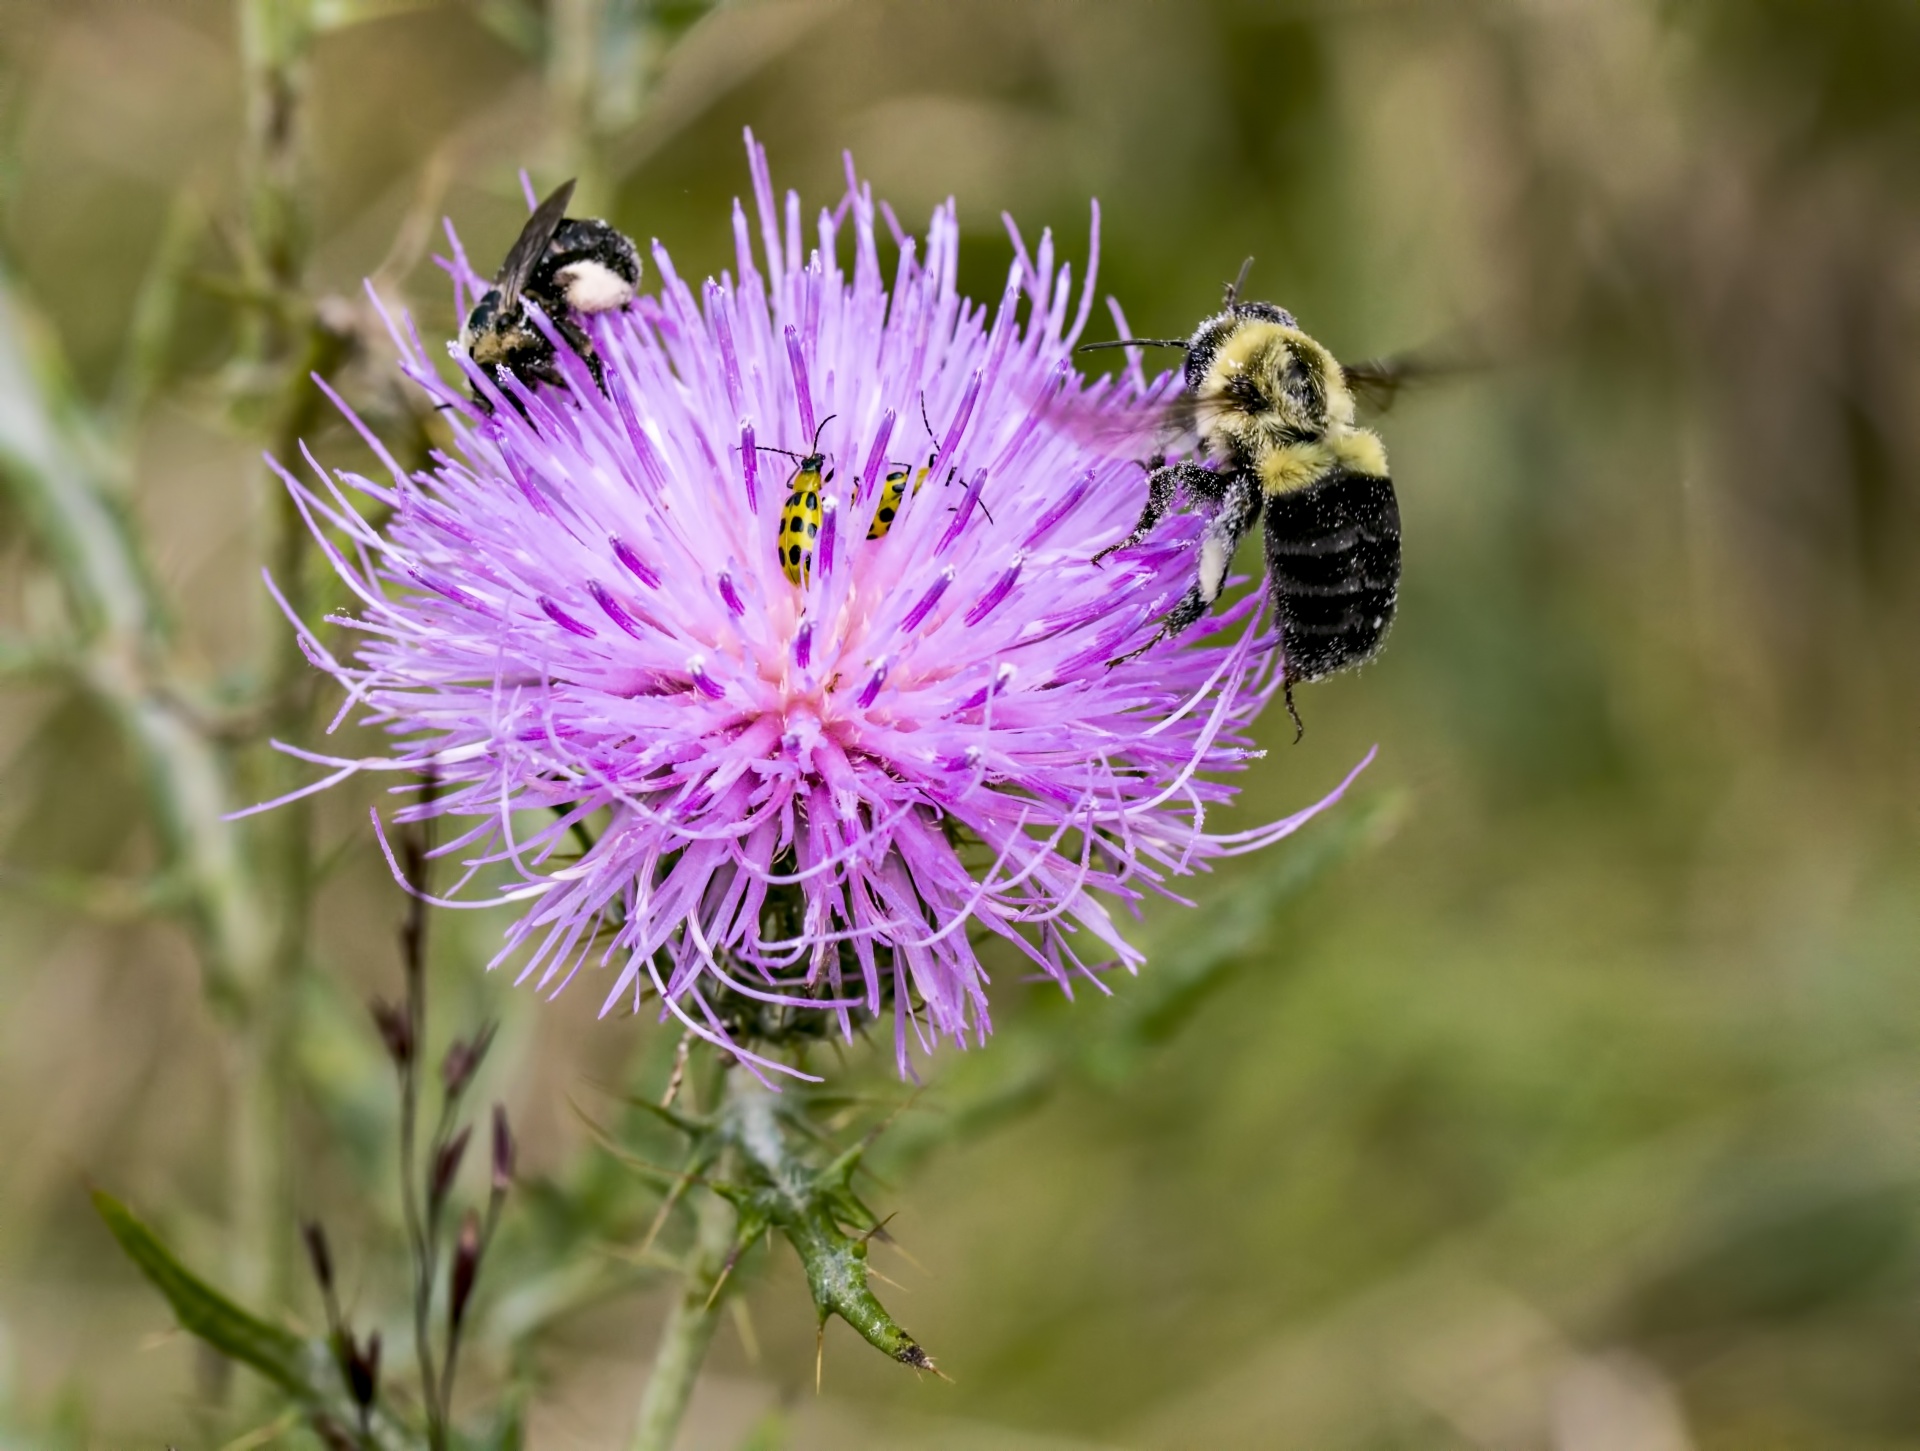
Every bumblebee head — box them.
[1190,311,1358,465]
[462,289,550,371]
[1182,302,1301,392]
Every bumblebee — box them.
[460,179,642,403]
[767,416,837,586]
[1084,274,1408,736]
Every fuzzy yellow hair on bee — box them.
[1080,288,1405,741]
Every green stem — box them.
[0,272,276,1300]
[234,0,320,1317]
[549,0,611,208]
[237,0,312,310]
[629,1081,740,1451]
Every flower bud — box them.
[491,1103,514,1194]
[300,1219,334,1297]
[440,1020,497,1097]
[449,1209,483,1333]
[429,1125,472,1216]
[347,1329,380,1409]
[369,998,412,1067]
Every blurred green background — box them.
[3,1,1919,1447]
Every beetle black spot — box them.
[787,544,802,566]
[805,491,817,510]
[878,507,895,523]
[807,522,818,537]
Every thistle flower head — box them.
[265,135,1366,1079]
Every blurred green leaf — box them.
[468,0,545,57]
[458,1379,528,1451]
[313,0,444,30]
[880,788,1401,1173]
[735,1410,789,1451]
[110,189,206,432]
[89,1189,323,1402]
[1082,787,1405,1083]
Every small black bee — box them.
[1083,269,1415,738]
[460,179,642,404]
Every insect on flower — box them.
[459,178,642,401]
[1075,265,1425,739]
[252,134,1372,1079]
[764,414,837,587]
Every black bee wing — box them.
[495,179,577,306]
[1341,347,1478,413]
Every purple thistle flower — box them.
[255,135,1370,1080]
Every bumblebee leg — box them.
[1109,471,1261,666]
[1093,459,1216,564]
[554,315,608,394]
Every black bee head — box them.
[1229,300,1297,328]
[1183,300,1300,392]
[461,289,502,349]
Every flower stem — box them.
[628,1072,740,1451]
[234,0,320,1316]
[548,0,613,209]
[0,268,281,1304]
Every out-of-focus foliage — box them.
[2,2,1918,1447]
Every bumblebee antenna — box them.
[1074,338,1188,353]
[1225,256,1255,307]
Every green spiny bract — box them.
[634,1076,934,1371]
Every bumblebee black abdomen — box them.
[1262,469,1400,683]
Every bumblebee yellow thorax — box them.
[1254,429,1389,494]
[1192,318,1385,493]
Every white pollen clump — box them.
[558,260,636,314]
[1198,533,1232,600]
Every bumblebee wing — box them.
[495,178,577,305]
[1035,378,1204,459]
[1341,347,1479,413]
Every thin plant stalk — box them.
[392,818,448,1451]
[549,0,613,209]
[629,1149,740,1451]
[233,0,321,1315]
[0,269,284,1319]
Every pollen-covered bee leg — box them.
[1092,459,1216,564]
[1109,471,1261,666]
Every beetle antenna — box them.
[810,412,837,451]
